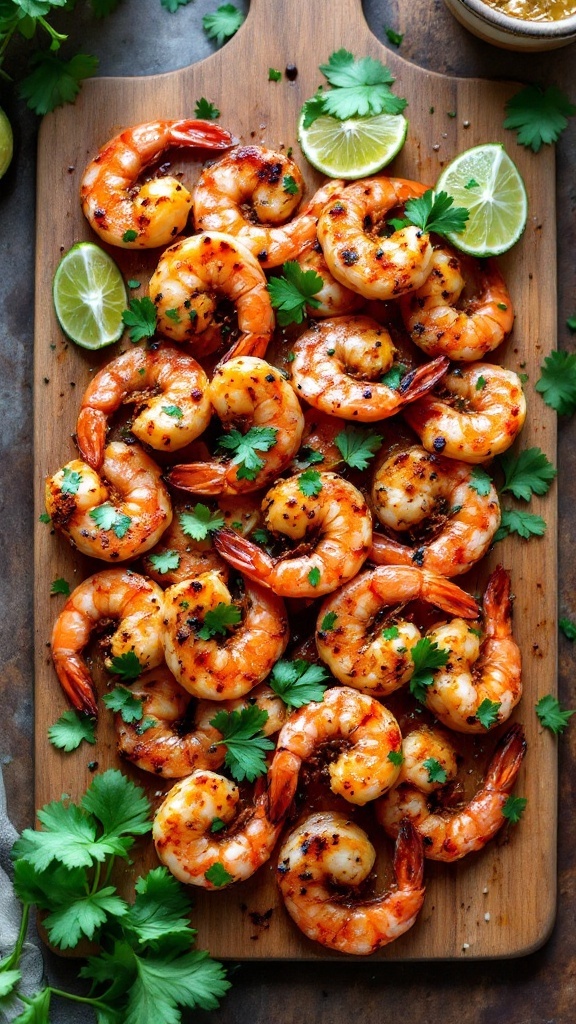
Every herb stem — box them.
[48,986,112,1012]
[0,903,30,971]
[38,16,68,45]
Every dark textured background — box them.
[1,0,574,1019]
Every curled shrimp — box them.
[369,445,501,576]
[153,769,282,887]
[76,344,212,470]
[51,568,164,716]
[148,232,274,359]
[291,315,449,421]
[80,119,233,249]
[393,724,460,794]
[317,176,434,300]
[167,356,304,495]
[214,471,373,598]
[399,246,514,361]
[115,669,288,778]
[403,362,527,463]
[295,243,363,317]
[161,569,289,700]
[268,686,403,821]
[423,566,522,733]
[315,565,479,697]
[193,145,343,267]
[45,441,172,562]
[277,812,425,955]
[376,723,527,861]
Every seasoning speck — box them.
[484,912,491,922]
[285,63,298,81]
[462,942,470,950]
[432,144,440,152]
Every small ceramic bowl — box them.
[444,0,576,50]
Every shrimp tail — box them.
[214,527,275,584]
[167,462,227,496]
[76,408,107,470]
[216,333,270,366]
[268,749,301,823]
[421,569,479,619]
[397,355,450,406]
[368,531,413,567]
[394,818,425,892]
[486,722,527,792]
[483,565,512,638]
[169,119,235,150]
[52,652,98,716]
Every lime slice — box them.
[436,143,528,257]
[0,106,13,179]
[53,242,128,349]
[298,111,408,180]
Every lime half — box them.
[298,111,408,180]
[53,242,127,349]
[436,143,528,257]
[0,106,13,179]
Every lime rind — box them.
[298,111,408,180]
[0,106,13,179]
[436,143,528,258]
[53,242,127,350]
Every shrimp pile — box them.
[43,119,535,958]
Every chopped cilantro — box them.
[298,469,323,497]
[385,27,403,46]
[320,611,338,632]
[387,749,404,766]
[210,705,274,782]
[267,261,323,325]
[179,504,225,541]
[162,404,183,418]
[89,504,132,539]
[205,862,234,887]
[403,189,469,237]
[469,467,492,497]
[107,652,143,683]
[60,466,82,495]
[535,694,575,735]
[102,687,145,725]
[307,566,321,587]
[217,426,278,481]
[502,794,527,824]
[121,297,157,343]
[197,602,242,640]
[270,659,329,709]
[50,578,70,597]
[334,426,383,470]
[464,178,479,189]
[268,68,282,81]
[409,637,449,703]
[194,97,220,119]
[560,617,576,641]
[381,363,406,390]
[210,817,226,833]
[283,174,299,195]
[423,757,447,784]
[475,698,501,729]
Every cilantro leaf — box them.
[205,862,234,887]
[123,867,194,946]
[107,651,143,682]
[210,817,226,833]
[162,404,183,418]
[502,794,527,824]
[536,350,576,415]
[81,769,152,839]
[385,27,403,46]
[300,92,328,129]
[0,969,21,999]
[283,174,300,195]
[269,659,329,709]
[210,706,274,782]
[48,710,96,752]
[102,687,145,724]
[148,549,181,574]
[504,85,575,153]
[476,698,501,729]
[202,3,245,45]
[267,261,322,325]
[161,0,193,10]
[39,511,52,524]
[197,602,242,640]
[194,96,220,119]
[497,447,556,501]
[567,315,576,332]
[89,503,132,538]
[19,52,98,116]
[560,617,576,641]
[320,611,338,632]
[387,749,404,767]
[251,527,272,546]
[295,445,324,468]
[13,801,123,872]
[44,886,128,950]
[307,566,321,587]
[317,49,407,119]
[298,469,323,497]
[179,504,225,541]
[409,637,449,703]
[122,297,157,342]
[8,988,51,1022]
[535,694,575,735]
[50,577,70,596]
[269,67,282,82]
[60,465,81,494]
[469,467,492,497]
[218,425,277,480]
[403,189,469,237]
[423,757,447,784]
[334,425,383,470]
[494,508,546,542]
[381,363,407,390]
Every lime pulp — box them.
[52,242,128,350]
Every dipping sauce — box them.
[482,0,576,20]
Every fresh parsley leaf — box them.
[102,687,145,724]
[283,174,299,195]
[385,27,403,46]
[268,67,282,81]
[194,96,220,119]
[8,988,51,1022]
[504,85,575,152]
[382,625,400,640]
[107,652,143,682]
[210,817,226,833]
[205,862,234,887]
[13,801,122,873]
[334,425,383,470]
[317,49,407,119]
[161,0,194,9]
[267,261,322,325]
[136,716,156,735]
[403,189,469,237]
[502,794,527,824]
[469,467,492,497]
[251,527,272,546]
[218,425,278,480]
[497,447,556,501]
[320,611,338,632]
[162,404,183,418]
[0,969,21,999]
[307,566,321,587]
[423,757,447,784]
[89,503,132,538]
[464,178,479,189]
[81,769,152,839]
[270,659,329,709]
[121,297,157,343]
[535,350,576,415]
[494,508,546,542]
[535,694,575,735]
[300,92,328,129]
[475,698,501,729]
[202,3,245,45]
[298,469,323,497]
[179,504,225,541]
[381,363,406,390]
[48,710,96,752]
[387,749,404,766]
[123,867,194,945]
[60,465,81,495]
[19,52,99,116]
[296,445,324,468]
[50,577,70,596]
[148,549,181,574]
[44,887,128,950]
[560,617,576,641]
[197,602,242,640]
[409,637,449,703]
[39,511,52,524]
[210,706,274,782]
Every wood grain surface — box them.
[34,0,557,961]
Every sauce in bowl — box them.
[482,0,576,19]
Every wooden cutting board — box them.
[34,0,557,960]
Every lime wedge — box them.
[53,242,128,349]
[436,144,528,257]
[0,106,13,179]
[298,111,408,180]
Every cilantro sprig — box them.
[179,504,225,541]
[536,350,576,416]
[301,49,407,127]
[197,602,242,640]
[48,710,96,752]
[497,447,556,501]
[535,694,575,735]
[122,297,158,343]
[502,794,527,824]
[504,85,575,153]
[399,189,469,237]
[210,706,274,782]
[217,426,278,481]
[269,659,329,709]
[267,261,323,325]
[102,686,146,724]
[409,637,449,703]
[334,426,383,470]
[202,3,245,45]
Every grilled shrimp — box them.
[45,442,172,562]
[153,770,282,887]
[403,362,526,463]
[51,569,164,716]
[80,118,233,248]
[400,247,514,361]
[268,686,403,821]
[369,445,501,576]
[291,315,449,421]
[277,812,425,955]
[76,345,211,469]
[214,472,373,598]
[376,724,527,861]
[315,565,479,696]
[295,243,363,317]
[193,145,343,267]
[161,569,289,700]
[148,232,274,358]
[167,357,304,495]
[423,566,522,732]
